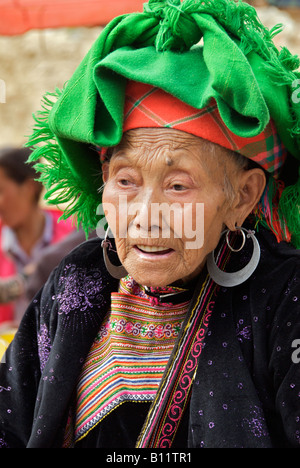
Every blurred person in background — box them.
[0,147,75,325]
[0,228,97,311]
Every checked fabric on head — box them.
[122,81,287,177]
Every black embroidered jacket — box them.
[0,228,299,448]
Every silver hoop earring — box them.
[225,226,246,252]
[207,227,260,287]
[101,228,128,280]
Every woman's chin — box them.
[123,265,180,288]
[119,246,204,287]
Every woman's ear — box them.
[226,168,266,229]
[101,162,110,183]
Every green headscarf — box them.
[27,0,300,247]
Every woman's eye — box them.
[118,178,133,187]
[172,184,186,191]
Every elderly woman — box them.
[0,0,299,449]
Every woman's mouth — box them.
[135,245,174,255]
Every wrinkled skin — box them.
[102,128,265,287]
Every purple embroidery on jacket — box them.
[0,438,9,448]
[236,323,252,342]
[242,406,269,438]
[55,264,105,315]
[0,386,11,393]
[37,323,51,371]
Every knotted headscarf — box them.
[27,0,300,247]
[121,80,287,177]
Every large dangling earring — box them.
[207,227,261,287]
[101,227,128,279]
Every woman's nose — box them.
[129,190,162,237]
[135,199,159,233]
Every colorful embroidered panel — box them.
[74,276,189,442]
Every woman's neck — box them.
[14,208,45,256]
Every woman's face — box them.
[102,128,242,287]
[0,168,36,229]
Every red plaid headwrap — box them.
[100,81,287,176]
[119,81,287,176]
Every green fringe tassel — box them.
[255,176,300,249]
[26,89,99,237]
[279,177,300,249]
[145,0,286,57]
